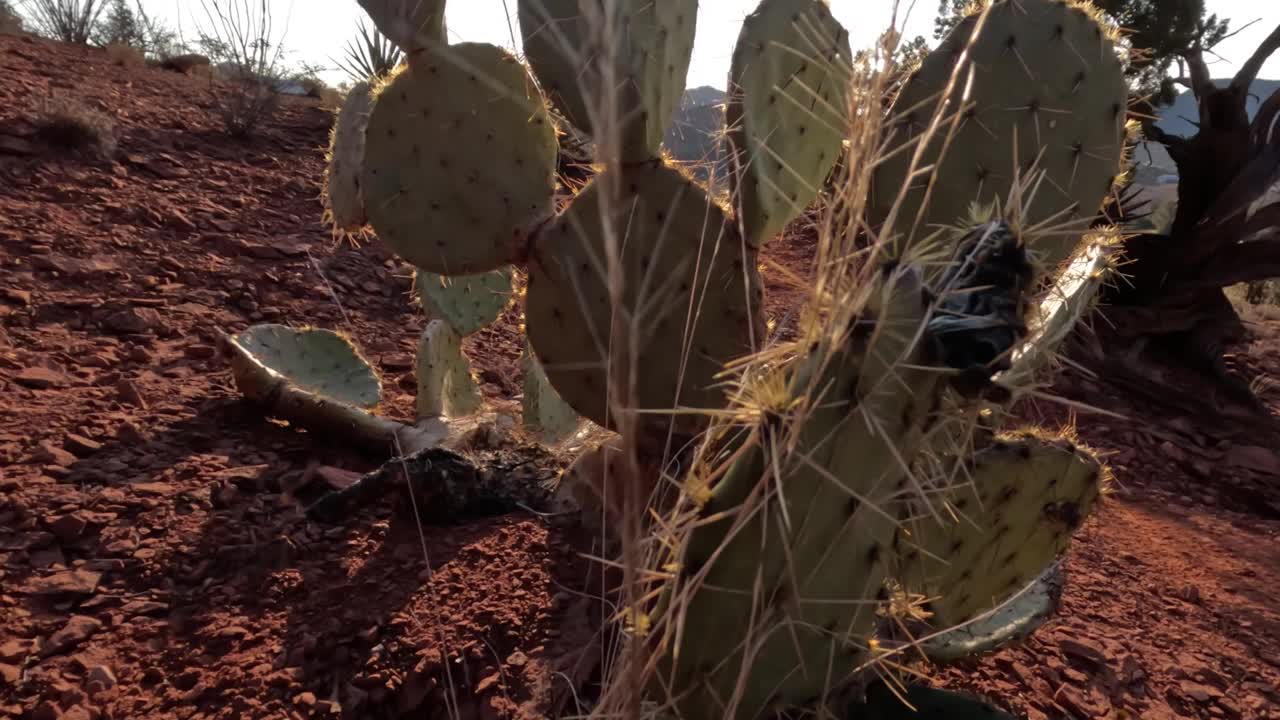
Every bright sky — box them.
[145,0,1279,89]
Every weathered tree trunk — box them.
[1095,25,1280,400]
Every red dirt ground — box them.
[1,34,1278,720]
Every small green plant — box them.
[335,18,403,83]
[35,94,117,158]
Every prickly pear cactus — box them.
[871,0,1129,268]
[413,268,514,337]
[891,433,1104,628]
[512,0,850,434]
[642,1,1129,716]
[361,44,558,274]
[916,565,1066,663]
[521,342,580,443]
[727,0,852,247]
[655,265,948,717]
[344,0,852,441]
[229,324,381,408]
[409,268,512,419]
[416,319,483,418]
[323,81,374,237]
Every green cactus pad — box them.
[355,0,446,54]
[416,319,483,418]
[324,81,375,233]
[518,0,697,160]
[362,44,558,274]
[999,239,1112,390]
[894,433,1103,628]
[727,0,852,247]
[921,565,1065,663]
[855,681,1016,719]
[521,342,581,443]
[871,0,1128,268]
[413,267,515,337]
[229,324,380,408]
[659,266,947,717]
[524,160,764,435]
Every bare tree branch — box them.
[1231,23,1280,93]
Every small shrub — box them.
[24,0,107,44]
[159,53,211,74]
[35,95,117,158]
[93,0,181,60]
[105,40,143,67]
[194,0,287,138]
[92,0,139,47]
[335,18,402,83]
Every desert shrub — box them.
[159,53,211,74]
[335,18,401,83]
[194,0,288,138]
[104,40,142,66]
[24,0,107,44]
[92,0,180,59]
[0,1,23,35]
[35,94,117,158]
[92,0,139,47]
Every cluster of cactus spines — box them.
[521,342,581,443]
[726,0,852,248]
[870,0,1129,270]
[891,432,1103,629]
[517,0,699,161]
[361,42,559,275]
[323,81,375,238]
[655,265,948,717]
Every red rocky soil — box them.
[1,33,1278,720]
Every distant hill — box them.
[663,80,1280,186]
[1136,78,1279,178]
